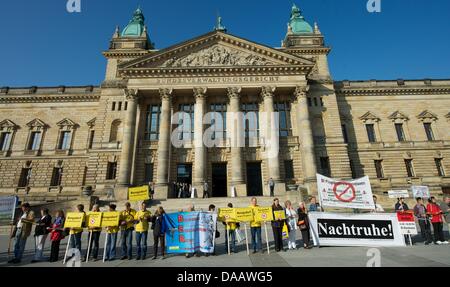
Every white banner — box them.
[0,196,17,224]
[308,212,406,247]
[388,190,410,199]
[411,186,430,199]
[317,174,374,209]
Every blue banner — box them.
[164,211,217,254]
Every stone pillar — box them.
[117,89,139,189]
[227,87,246,197]
[295,85,317,194]
[261,86,283,195]
[193,87,207,196]
[155,88,172,199]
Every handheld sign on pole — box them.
[128,186,150,202]
[85,212,102,262]
[396,211,418,237]
[388,190,409,199]
[100,212,120,262]
[218,208,237,223]
[244,223,249,255]
[103,233,108,263]
[63,212,85,264]
[253,207,273,254]
[411,186,430,199]
[235,208,253,256]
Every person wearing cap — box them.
[105,204,119,261]
[120,202,136,260]
[8,203,35,264]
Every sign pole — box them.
[103,231,108,263]
[244,223,249,256]
[408,234,412,246]
[264,222,270,254]
[63,234,72,265]
[86,230,92,262]
[226,223,230,255]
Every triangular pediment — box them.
[0,119,18,129]
[359,111,380,122]
[87,118,96,128]
[388,111,409,120]
[27,118,47,128]
[56,118,77,128]
[118,31,314,77]
[417,110,438,120]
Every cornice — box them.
[335,86,450,96]
[280,47,331,55]
[0,93,100,104]
[102,50,151,59]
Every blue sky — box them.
[0,0,449,87]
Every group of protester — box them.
[6,194,450,264]
[172,181,210,198]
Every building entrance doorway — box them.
[212,163,227,197]
[246,162,263,196]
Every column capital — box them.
[261,86,276,99]
[294,85,310,99]
[227,87,242,99]
[159,88,173,101]
[124,89,139,101]
[193,87,208,100]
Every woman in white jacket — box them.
[284,200,297,250]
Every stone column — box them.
[261,86,281,186]
[117,89,139,188]
[294,85,317,194]
[227,87,245,196]
[193,87,207,196]
[155,88,172,199]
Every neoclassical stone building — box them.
[0,5,449,201]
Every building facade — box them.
[1,6,449,201]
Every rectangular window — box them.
[178,104,194,141]
[307,97,312,107]
[0,132,12,151]
[27,131,41,151]
[118,102,122,111]
[341,124,349,144]
[58,131,71,150]
[320,157,331,177]
[145,105,161,141]
[242,103,260,143]
[395,123,406,142]
[374,160,384,179]
[424,123,435,141]
[405,159,415,177]
[144,163,154,183]
[111,102,116,111]
[210,103,227,140]
[275,102,291,137]
[124,101,128,111]
[50,167,63,186]
[366,124,376,143]
[88,130,95,149]
[435,158,445,177]
[106,162,117,180]
[18,168,31,187]
[284,160,294,180]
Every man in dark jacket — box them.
[32,208,52,262]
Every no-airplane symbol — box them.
[333,182,356,203]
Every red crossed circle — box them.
[332,182,356,203]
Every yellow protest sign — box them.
[86,212,102,228]
[254,207,274,222]
[64,212,85,228]
[274,210,286,220]
[128,186,150,202]
[101,212,120,227]
[218,208,237,222]
[235,207,254,222]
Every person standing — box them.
[48,210,65,262]
[208,204,217,256]
[151,206,167,260]
[297,202,312,249]
[284,200,297,250]
[135,202,151,260]
[120,202,136,260]
[8,203,35,264]
[105,204,119,261]
[395,198,409,212]
[249,197,262,254]
[414,198,433,245]
[271,198,285,252]
[427,197,448,245]
[372,195,385,213]
[69,204,86,255]
[203,181,210,198]
[86,204,102,261]
[32,208,52,262]
[439,195,450,233]
[308,196,323,212]
[268,178,275,197]
[224,203,239,254]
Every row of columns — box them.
[117,85,318,196]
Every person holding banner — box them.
[85,204,102,261]
[284,200,297,250]
[69,204,86,254]
[372,195,385,213]
[120,202,136,260]
[105,204,119,261]
[414,198,433,245]
[151,206,167,260]
[8,203,35,264]
[427,197,448,245]
[297,202,312,249]
[249,197,263,254]
[395,198,409,212]
[31,208,52,263]
[271,198,285,252]
[135,202,152,260]
[48,210,65,262]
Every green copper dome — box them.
[289,4,313,34]
[121,8,145,37]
